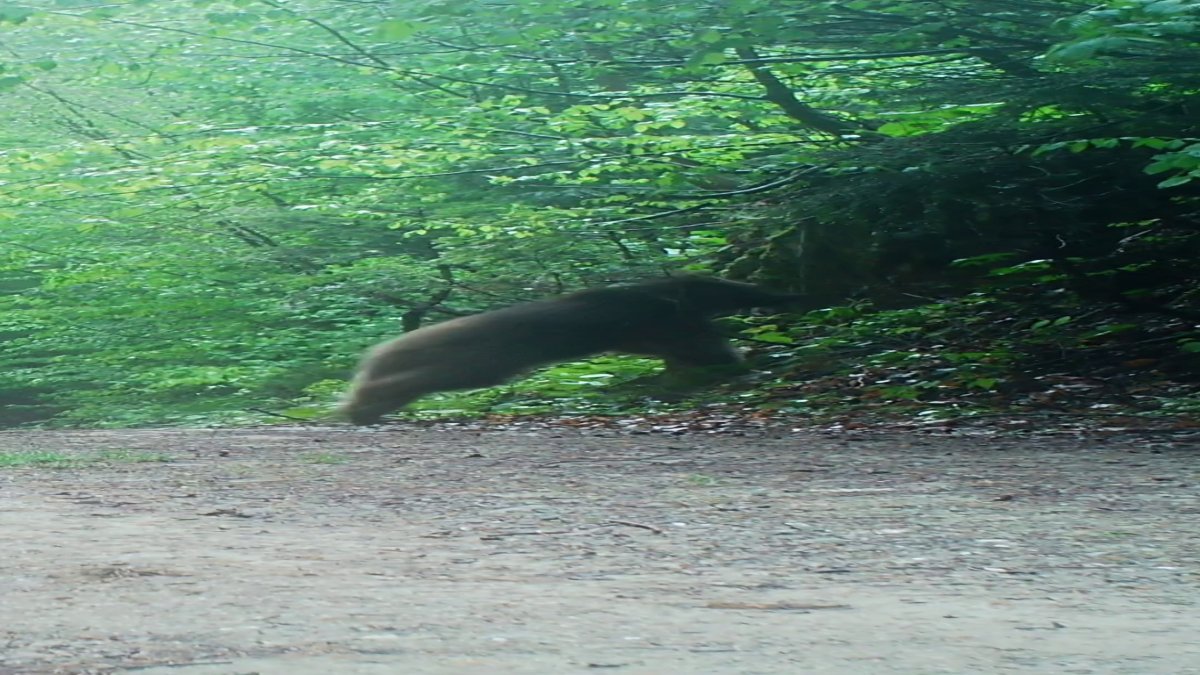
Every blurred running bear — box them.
[339,276,801,425]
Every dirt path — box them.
[1,426,1198,674]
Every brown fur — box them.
[339,277,801,424]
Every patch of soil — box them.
[1,426,1198,674]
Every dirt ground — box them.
[0,425,1198,675]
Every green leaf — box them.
[0,4,33,24]
[1132,137,1171,149]
[688,50,728,66]
[877,121,919,137]
[96,62,123,77]
[951,253,1016,268]
[615,107,647,121]
[753,331,794,344]
[1145,0,1196,15]
[375,20,421,40]
[1157,173,1193,188]
[1049,37,1132,62]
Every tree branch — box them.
[734,47,860,136]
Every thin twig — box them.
[480,529,577,540]
[609,519,665,535]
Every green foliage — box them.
[0,0,1194,426]
[399,356,668,418]
[735,291,1197,420]
[1032,137,1200,188]
[1048,0,1200,62]
[0,449,171,468]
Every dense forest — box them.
[0,0,1196,427]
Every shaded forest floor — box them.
[1,425,1198,674]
